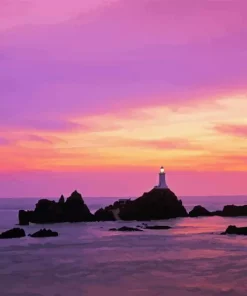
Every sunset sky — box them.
[1,0,247,198]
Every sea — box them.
[1,195,247,296]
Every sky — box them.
[0,0,247,198]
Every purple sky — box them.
[1,0,247,197]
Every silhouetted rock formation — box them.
[119,188,188,221]
[19,210,33,225]
[221,225,247,235]
[189,205,212,217]
[144,225,172,230]
[18,190,95,224]
[29,229,58,238]
[94,208,115,221]
[222,205,247,217]
[0,228,26,239]
[109,226,143,232]
[96,188,187,221]
[58,195,65,204]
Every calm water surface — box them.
[0,196,247,296]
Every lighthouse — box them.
[155,166,168,189]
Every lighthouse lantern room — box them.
[155,166,168,189]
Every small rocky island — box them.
[19,167,188,224]
[188,205,247,217]
[19,190,94,225]
[96,187,188,221]
[18,167,247,225]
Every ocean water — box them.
[1,195,247,296]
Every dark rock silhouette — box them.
[64,191,94,222]
[0,228,26,239]
[94,188,187,221]
[18,190,95,224]
[94,200,132,221]
[29,229,58,238]
[58,195,65,204]
[119,188,188,221]
[189,205,212,217]
[144,225,172,230]
[221,225,247,235]
[94,208,115,221]
[109,226,143,232]
[19,210,33,225]
[211,210,223,216]
[222,205,247,217]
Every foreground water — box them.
[1,196,247,296]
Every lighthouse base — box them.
[154,184,169,190]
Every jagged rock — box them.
[64,191,95,222]
[221,225,247,235]
[144,225,171,230]
[119,188,188,221]
[29,229,58,238]
[94,208,116,221]
[0,228,26,239]
[58,195,65,204]
[18,190,95,224]
[222,205,247,217]
[189,205,212,217]
[31,199,63,224]
[19,210,33,225]
[109,226,143,232]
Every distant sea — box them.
[1,195,247,296]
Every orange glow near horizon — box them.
[1,95,247,173]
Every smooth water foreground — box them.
[1,196,247,296]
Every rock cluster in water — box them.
[0,228,26,239]
[0,228,58,239]
[19,191,94,225]
[221,225,247,235]
[188,205,247,217]
[29,229,59,238]
[19,188,188,224]
[96,188,188,221]
[18,188,247,225]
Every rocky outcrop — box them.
[94,200,131,221]
[222,205,247,217]
[189,205,212,217]
[118,188,188,221]
[109,226,143,232]
[94,208,115,221]
[29,229,58,238]
[19,210,33,225]
[0,228,26,239]
[58,195,65,204]
[221,225,247,235]
[188,205,247,218]
[18,190,95,225]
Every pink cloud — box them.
[214,124,247,138]
[122,138,202,151]
[1,0,247,197]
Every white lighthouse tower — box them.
[155,166,168,189]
